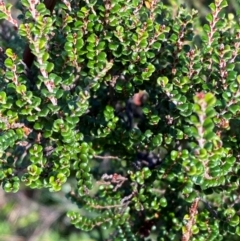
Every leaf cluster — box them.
[1,0,240,240]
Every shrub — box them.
[0,0,240,240]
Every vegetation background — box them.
[1,0,240,241]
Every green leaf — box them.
[171,150,178,160]
[27,115,38,122]
[152,134,162,146]
[209,3,216,11]
[39,107,49,117]
[87,34,96,43]
[4,58,13,69]
[170,33,178,42]
[0,91,7,104]
[157,76,169,86]
[203,119,214,131]
[220,0,228,8]
[98,52,107,62]
[5,48,14,58]
[0,12,7,20]
[53,119,64,132]
[229,104,239,114]
[229,215,239,227]
[86,52,95,60]
[46,62,54,72]
[97,41,105,50]
[144,129,153,138]
[139,39,148,48]
[64,42,73,52]
[34,122,44,130]
[109,42,118,51]
[16,84,27,94]
[206,13,213,23]
[87,60,95,69]
[38,39,46,49]
[236,226,240,236]
[160,197,167,207]
[178,103,189,112]
[205,93,216,107]
[76,38,84,49]
[152,41,161,49]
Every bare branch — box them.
[94,155,120,160]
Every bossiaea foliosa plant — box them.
[1,0,240,240]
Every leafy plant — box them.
[0,0,240,240]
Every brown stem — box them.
[23,0,57,68]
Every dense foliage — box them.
[1,0,240,240]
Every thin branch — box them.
[90,203,128,210]
[94,155,120,160]
[182,198,200,241]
